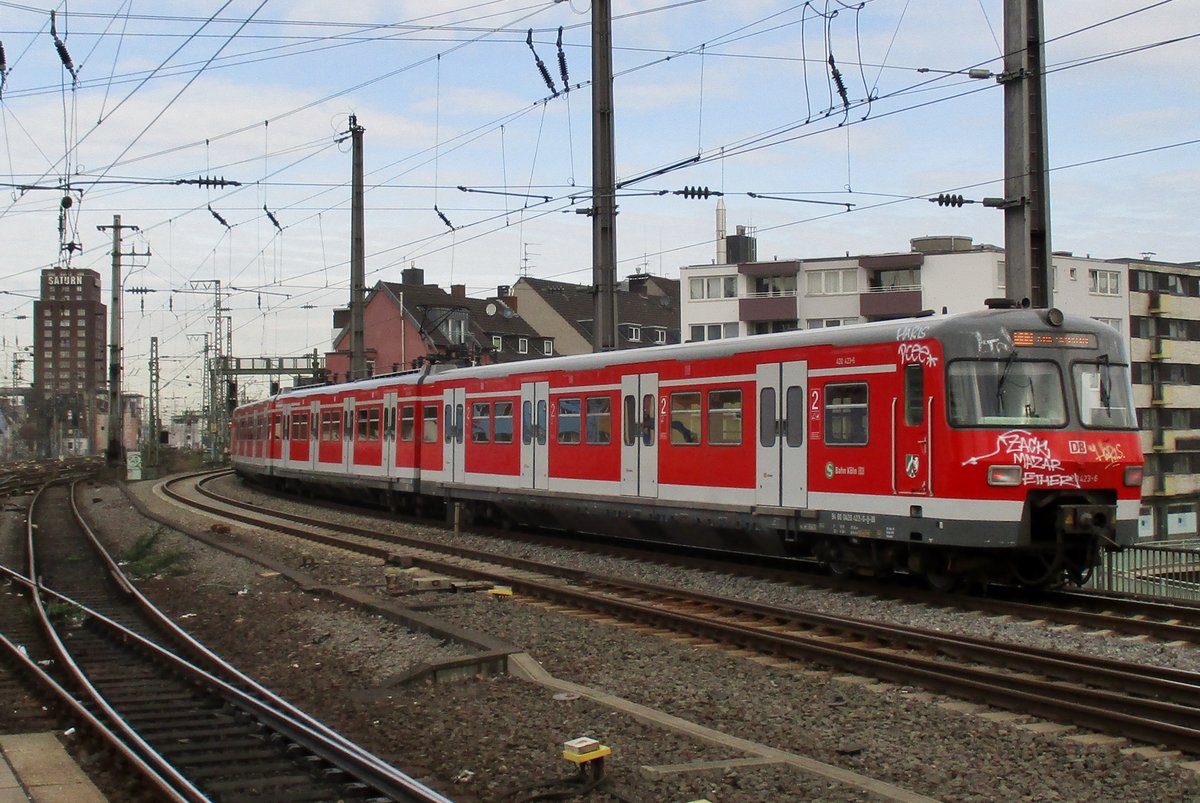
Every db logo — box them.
[1068,440,1087,455]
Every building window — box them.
[669,392,701,445]
[1089,269,1120,296]
[628,325,641,342]
[518,337,528,354]
[806,268,857,296]
[492,335,502,351]
[752,274,797,296]
[690,275,737,300]
[1092,317,1123,332]
[543,340,553,355]
[806,317,859,329]
[654,329,667,344]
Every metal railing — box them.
[1089,539,1200,600]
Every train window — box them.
[670,392,701,445]
[641,395,655,446]
[291,412,309,441]
[825,383,868,446]
[623,395,636,446]
[759,388,777,447]
[399,405,415,441]
[494,401,514,443]
[785,386,804,447]
[522,401,533,445]
[472,403,492,443]
[455,405,464,444]
[537,400,548,446]
[557,398,582,444]
[708,389,742,445]
[904,364,924,426]
[320,410,341,441]
[586,397,612,445]
[444,405,452,443]
[357,408,381,441]
[947,360,1066,428]
[1072,362,1137,429]
[422,405,438,442]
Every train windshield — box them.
[1072,361,1137,429]
[948,357,1067,427]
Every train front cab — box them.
[928,310,1143,588]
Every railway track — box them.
[0,481,453,803]
[172,471,1200,757]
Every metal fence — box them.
[1089,539,1200,600]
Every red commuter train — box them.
[230,304,1144,590]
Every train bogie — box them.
[231,307,1143,591]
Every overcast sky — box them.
[1,0,1196,415]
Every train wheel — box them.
[923,555,960,592]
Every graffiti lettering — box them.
[896,324,929,341]
[898,342,939,368]
[1088,442,1125,464]
[1023,472,1082,488]
[974,330,1012,355]
[963,429,1061,472]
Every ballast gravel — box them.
[67,474,1200,803]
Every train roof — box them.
[257,306,1124,405]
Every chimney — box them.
[451,284,466,299]
[497,285,510,297]
[401,266,425,286]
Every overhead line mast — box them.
[591,0,617,353]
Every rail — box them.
[1091,540,1200,601]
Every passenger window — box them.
[904,364,924,426]
[522,401,533,445]
[825,383,868,446]
[536,400,548,446]
[586,397,612,445]
[472,402,492,443]
[669,392,701,445]
[785,386,805,447]
[708,389,742,445]
[623,395,636,446]
[494,401,514,444]
[557,398,582,444]
[422,405,439,443]
[641,394,655,446]
[400,405,415,442]
[759,388,777,447]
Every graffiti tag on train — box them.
[974,329,1012,355]
[962,429,1084,488]
[1088,441,1126,465]
[898,342,938,368]
[895,324,929,341]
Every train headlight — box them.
[987,465,1023,486]
[1123,465,1144,487]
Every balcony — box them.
[739,293,798,323]
[859,285,923,319]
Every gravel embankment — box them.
[70,475,1200,803]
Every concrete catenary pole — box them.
[1002,0,1053,308]
[591,0,618,352]
[349,114,367,379]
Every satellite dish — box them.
[485,302,497,317]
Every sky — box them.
[1,0,1197,417]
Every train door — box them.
[519,382,549,490]
[894,362,930,495]
[619,373,659,497]
[755,361,808,508]
[268,410,283,462]
[340,398,354,475]
[443,387,466,484]
[382,390,398,481]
